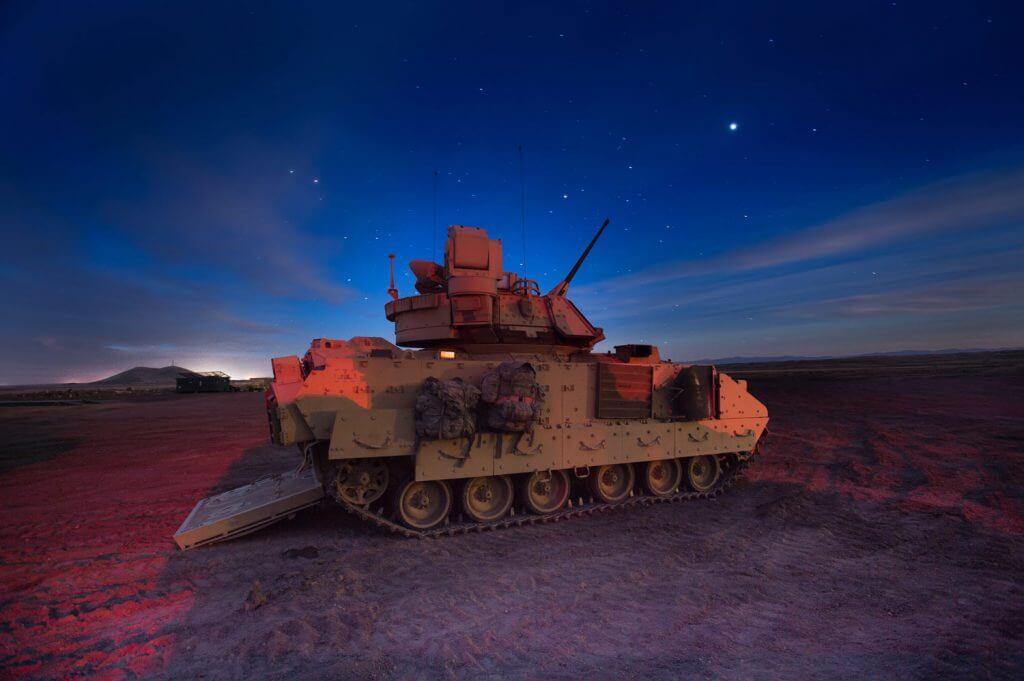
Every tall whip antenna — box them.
[432,170,439,262]
[517,144,526,272]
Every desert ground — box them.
[1,353,1022,679]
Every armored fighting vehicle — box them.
[259,220,768,537]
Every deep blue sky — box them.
[2,1,1023,383]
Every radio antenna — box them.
[432,170,439,262]
[517,144,526,272]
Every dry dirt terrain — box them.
[1,353,1023,679]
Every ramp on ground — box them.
[174,466,323,550]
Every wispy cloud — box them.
[581,166,1024,295]
[573,170,1024,360]
[719,168,1024,272]
[0,143,366,383]
[0,260,287,383]
[775,273,1024,319]
[580,234,1024,323]
[107,142,355,305]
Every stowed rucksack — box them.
[479,361,542,432]
[414,377,481,440]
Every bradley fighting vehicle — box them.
[174,220,767,547]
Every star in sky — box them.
[729,122,738,131]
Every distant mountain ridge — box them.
[76,349,1024,385]
[685,347,1023,366]
[91,366,197,386]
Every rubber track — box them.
[339,450,756,538]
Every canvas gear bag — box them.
[414,377,481,440]
[479,361,542,432]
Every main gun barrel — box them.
[549,218,609,296]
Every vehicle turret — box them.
[384,221,607,354]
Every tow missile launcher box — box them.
[176,220,768,547]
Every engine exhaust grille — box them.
[596,363,653,419]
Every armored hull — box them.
[264,223,768,533]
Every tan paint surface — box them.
[275,356,768,483]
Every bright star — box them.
[729,122,738,131]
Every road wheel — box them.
[642,459,682,498]
[331,459,389,506]
[589,463,635,503]
[520,469,570,515]
[685,455,721,492]
[394,479,452,530]
[461,475,514,522]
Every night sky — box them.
[3,1,1023,384]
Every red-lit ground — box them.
[1,357,1023,679]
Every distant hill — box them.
[91,366,198,386]
[687,348,1022,366]
[687,355,819,365]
